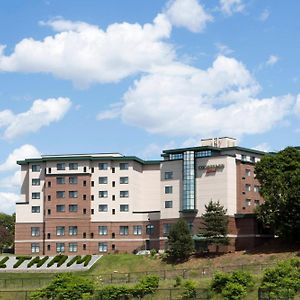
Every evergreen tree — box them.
[200,200,229,247]
[167,218,194,262]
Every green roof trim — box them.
[17,155,161,166]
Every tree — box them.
[167,218,194,262]
[0,213,15,252]
[200,201,229,248]
[255,147,300,241]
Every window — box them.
[69,204,78,212]
[32,192,40,199]
[165,186,173,194]
[245,199,251,207]
[56,191,65,198]
[112,167,115,173]
[47,233,51,239]
[83,194,87,200]
[112,181,115,187]
[112,195,115,201]
[99,163,108,170]
[195,150,212,158]
[47,195,51,201]
[32,179,40,186]
[56,243,65,253]
[47,245,51,251]
[32,165,40,172]
[91,167,94,173]
[99,242,108,252]
[83,166,87,172]
[120,204,129,212]
[169,153,183,160]
[241,155,247,162]
[83,208,87,214]
[254,200,260,207]
[165,201,173,208]
[164,172,173,180]
[99,177,108,184]
[120,191,129,198]
[56,204,65,212]
[163,224,171,236]
[48,181,51,187]
[99,191,108,198]
[47,209,51,215]
[254,185,260,193]
[69,176,78,184]
[83,244,86,250]
[120,177,129,184]
[31,243,40,253]
[245,184,251,192]
[133,225,142,235]
[69,163,78,170]
[99,204,108,212]
[250,156,255,163]
[31,227,40,237]
[91,209,94,214]
[69,226,78,236]
[146,224,154,235]
[112,244,115,250]
[112,209,115,215]
[69,243,78,252]
[57,163,65,170]
[91,181,94,187]
[245,169,251,176]
[83,180,87,186]
[56,226,65,236]
[120,163,129,170]
[91,195,94,201]
[69,191,78,198]
[56,177,65,184]
[119,226,129,235]
[32,206,40,213]
[48,167,51,174]
[98,226,108,235]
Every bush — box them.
[133,274,160,297]
[13,256,32,268]
[66,255,92,267]
[211,271,231,293]
[174,275,183,287]
[0,256,9,268]
[181,280,197,300]
[222,282,247,300]
[231,270,254,289]
[27,256,49,268]
[47,255,68,267]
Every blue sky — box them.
[0,0,300,213]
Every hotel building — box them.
[15,137,267,255]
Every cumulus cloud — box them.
[165,0,213,32]
[219,0,245,16]
[0,15,174,87]
[0,144,40,172]
[253,143,271,152]
[295,94,300,115]
[0,192,20,214]
[215,43,234,55]
[0,171,21,189]
[99,55,294,138]
[0,97,71,139]
[260,9,270,22]
[266,55,279,66]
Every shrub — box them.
[133,274,160,297]
[0,256,9,268]
[13,256,32,268]
[211,271,231,293]
[174,275,183,287]
[222,282,247,300]
[27,256,49,268]
[181,280,197,300]
[47,255,68,267]
[231,270,254,289]
[66,255,92,267]
[150,248,157,258]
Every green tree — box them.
[167,218,194,262]
[0,212,15,252]
[255,147,300,241]
[200,201,229,248]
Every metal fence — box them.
[258,287,297,300]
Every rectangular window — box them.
[69,204,78,212]
[164,172,173,180]
[250,156,255,163]
[163,224,171,236]
[48,181,51,187]
[254,200,260,206]
[32,179,40,186]
[98,226,108,235]
[57,163,65,170]
[245,199,251,206]
[245,184,251,192]
[69,176,78,184]
[245,169,251,176]
[254,185,260,193]
[31,243,40,253]
[56,204,65,212]
[146,224,154,235]
[119,226,129,235]
[120,163,129,170]
[99,177,108,184]
[99,163,108,170]
[165,200,173,208]
[31,206,40,213]
[31,227,40,237]
[99,191,108,198]
[56,191,65,198]
[56,177,65,184]
[32,165,40,172]
[69,163,78,170]
[120,191,129,198]
[56,243,65,253]
[165,186,173,194]
[120,177,129,184]
[120,204,129,212]
[69,226,78,236]
[99,242,108,252]
[241,155,247,162]
[69,191,78,198]
[69,243,78,252]
[99,204,108,212]
[133,225,142,235]
[32,192,40,199]
[56,226,65,236]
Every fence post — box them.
[110,273,113,283]
[169,288,172,300]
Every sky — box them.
[0,0,300,214]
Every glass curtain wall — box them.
[183,151,195,210]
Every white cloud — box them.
[0,15,174,87]
[253,143,271,152]
[97,103,122,121]
[295,94,300,115]
[0,144,40,172]
[99,55,294,138]
[219,0,245,16]
[0,192,20,214]
[165,0,213,32]
[0,171,21,189]
[0,97,71,139]
[266,55,279,66]
[260,9,270,22]
[215,43,234,55]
